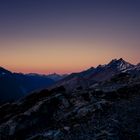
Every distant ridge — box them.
[0,58,139,103]
[0,68,57,104]
[52,58,136,90]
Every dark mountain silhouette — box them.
[0,67,12,75]
[0,68,58,104]
[0,58,138,104]
[52,58,135,90]
[0,72,23,103]
[0,61,140,139]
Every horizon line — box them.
[1,58,139,75]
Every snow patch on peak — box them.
[107,58,134,71]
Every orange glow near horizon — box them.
[0,37,140,74]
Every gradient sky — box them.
[0,0,140,74]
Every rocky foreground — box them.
[1,72,140,140]
[1,64,140,140]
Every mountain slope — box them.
[0,59,140,139]
[0,58,137,103]
[53,58,135,90]
[0,68,55,104]
[0,67,12,75]
[0,75,140,139]
[88,58,134,82]
[0,73,23,103]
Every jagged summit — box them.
[108,58,127,65]
[88,66,95,70]
[96,64,106,69]
[95,58,133,71]
[107,58,134,71]
[81,66,95,73]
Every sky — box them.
[0,0,140,74]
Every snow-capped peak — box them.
[107,58,134,71]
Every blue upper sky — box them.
[0,0,140,39]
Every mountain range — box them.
[1,58,140,104]
[0,68,66,104]
[0,58,140,139]
[53,58,139,90]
